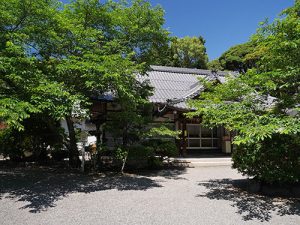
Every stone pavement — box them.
[0,166,299,225]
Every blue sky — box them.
[149,0,294,60]
[61,0,294,60]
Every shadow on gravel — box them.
[0,168,164,213]
[197,179,300,222]
[137,168,188,180]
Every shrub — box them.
[156,141,178,157]
[127,145,155,169]
[0,115,64,162]
[0,129,22,160]
[127,145,155,160]
[147,156,163,169]
[232,134,300,184]
[143,139,178,157]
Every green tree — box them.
[207,41,261,72]
[108,0,170,65]
[166,36,208,69]
[54,0,168,167]
[0,0,73,131]
[218,41,259,73]
[0,0,84,165]
[0,0,169,167]
[189,1,300,183]
[207,59,224,71]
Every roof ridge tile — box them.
[150,65,233,76]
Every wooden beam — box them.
[181,118,187,157]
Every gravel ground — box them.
[0,166,299,225]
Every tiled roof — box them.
[150,65,229,76]
[139,65,234,110]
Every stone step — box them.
[171,157,232,167]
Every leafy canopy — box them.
[0,0,73,130]
[0,0,170,130]
[0,0,170,167]
[165,36,208,69]
[208,41,259,73]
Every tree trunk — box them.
[121,126,129,173]
[65,115,80,167]
[121,154,128,174]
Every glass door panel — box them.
[186,124,220,149]
[187,125,200,138]
[201,127,212,138]
[201,139,213,148]
[188,139,201,148]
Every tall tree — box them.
[0,0,169,167]
[208,41,259,73]
[207,59,224,71]
[108,0,170,65]
[0,0,72,131]
[166,36,209,69]
[189,1,300,183]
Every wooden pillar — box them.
[181,119,187,157]
[174,111,181,156]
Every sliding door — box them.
[186,124,220,149]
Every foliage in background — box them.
[207,41,260,73]
[206,59,224,71]
[105,102,153,146]
[189,1,300,183]
[163,36,208,69]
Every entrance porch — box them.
[177,118,232,156]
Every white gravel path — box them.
[0,166,299,225]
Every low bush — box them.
[99,140,178,171]
[232,134,300,184]
[143,139,178,157]
[126,145,155,169]
[147,156,163,169]
[127,145,155,160]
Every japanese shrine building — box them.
[87,65,234,156]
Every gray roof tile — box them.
[139,65,234,110]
